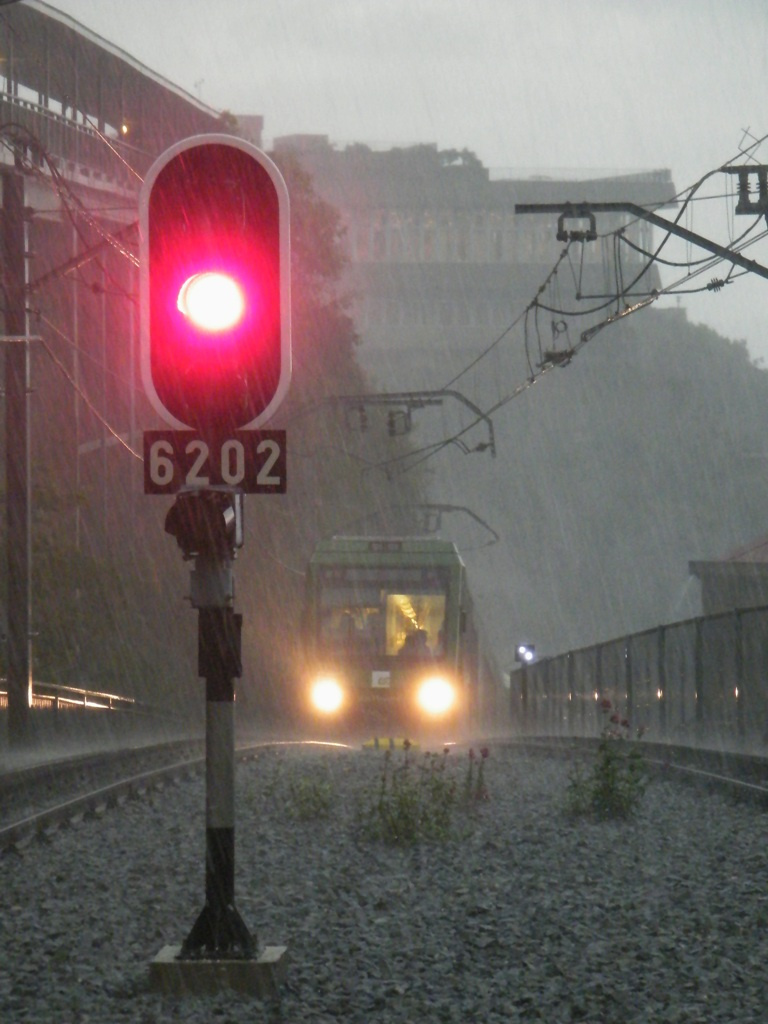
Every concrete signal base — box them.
[149,944,288,997]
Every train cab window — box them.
[317,568,448,658]
[320,603,383,653]
[385,593,446,657]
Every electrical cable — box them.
[37,325,143,462]
[38,312,140,393]
[0,123,139,268]
[13,114,768,488]
[389,294,657,476]
[371,138,768,477]
[440,242,573,389]
[618,211,763,268]
[81,113,144,183]
[657,224,768,295]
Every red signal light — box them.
[139,135,290,433]
[177,273,246,332]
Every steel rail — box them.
[0,738,354,853]
[511,736,768,805]
[0,758,202,852]
[3,735,765,854]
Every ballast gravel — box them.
[1,742,767,1024]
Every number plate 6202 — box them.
[143,430,287,495]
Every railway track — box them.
[2,735,767,855]
[513,736,768,806]
[0,736,354,853]
[4,732,765,1021]
[0,738,204,852]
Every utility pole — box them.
[1,169,33,747]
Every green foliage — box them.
[438,146,483,169]
[359,745,455,843]
[271,151,349,316]
[0,475,193,699]
[471,307,768,656]
[241,754,334,822]
[566,706,647,821]
[286,771,334,821]
[217,109,239,131]
[359,744,491,844]
[463,746,491,804]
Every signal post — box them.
[138,136,290,996]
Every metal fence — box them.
[514,606,768,751]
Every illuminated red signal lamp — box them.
[139,135,290,433]
[176,272,246,332]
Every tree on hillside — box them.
[462,309,768,661]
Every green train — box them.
[301,537,506,740]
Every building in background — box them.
[272,135,676,389]
[1,0,228,557]
[690,537,768,616]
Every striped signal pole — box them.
[183,602,252,956]
[165,490,254,958]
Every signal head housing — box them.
[139,135,291,433]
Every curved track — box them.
[0,737,355,853]
[515,736,768,806]
[2,735,768,854]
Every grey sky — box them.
[51,0,768,359]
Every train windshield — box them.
[317,566,448,657]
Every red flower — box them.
[621,718,630,729]
[600,698,612,712]
[480,747,490,760]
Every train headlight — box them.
[416,675,456,717]
[310,676,344,715]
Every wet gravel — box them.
[2,742,767,1023]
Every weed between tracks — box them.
[287,771,335,821]
[251,719,649,844]
[254,742,493,844]
[249,716,648,843]
[358,742,491,844]
[565,701,647,821]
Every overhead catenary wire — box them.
[388,294,658,476]
[618,203,764,271]
[440,242,574,390]
[371,134,768,477]
[0,121,145,463]
[0,122,140,270]
[39,311,141,396]
[81,113,145,184]
[37,318,143,462]
[570,135,768,307]
[659,224,768,295]
[12,115,768,486]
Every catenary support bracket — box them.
[514,200,768,282]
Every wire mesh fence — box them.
[514,606,768,751]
